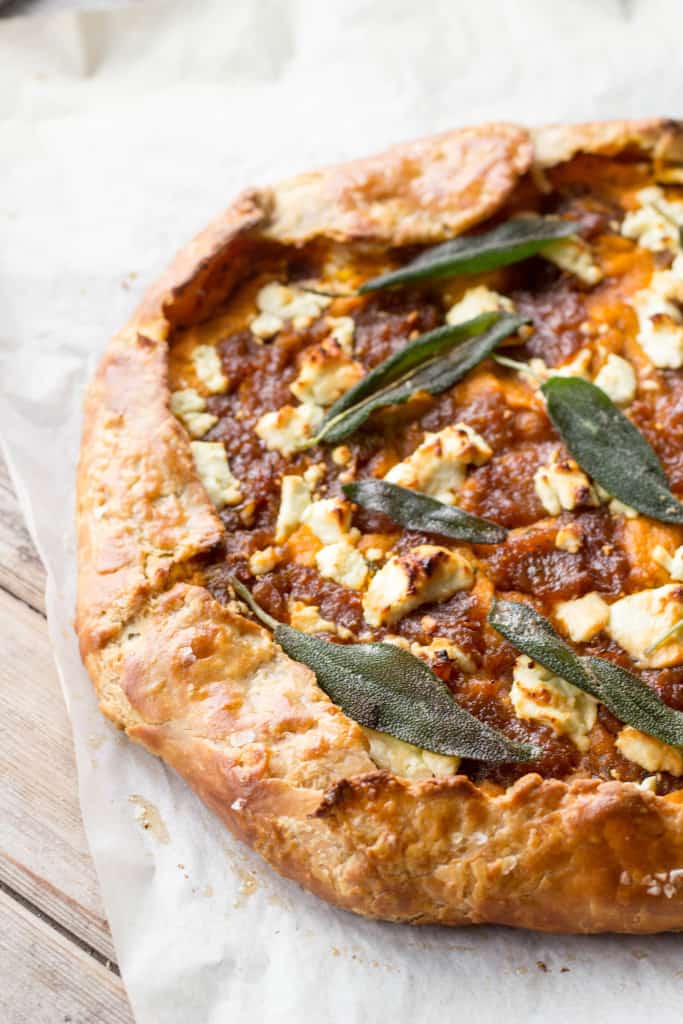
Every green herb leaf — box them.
[232,578,538,763]
[358,217,579,293]
[488,598,591,691]
[489,599,683,748]
[492,353,544,380]
[323,313,498,422]
[342,479,507,544]
[308,312,527,446]
[582,656,683,748]
[542,376,683,525]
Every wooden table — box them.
[0,453,134,1022]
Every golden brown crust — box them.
[75,330,226,656]
[261,123,533,245]
[77,119,683,932]
[533,117,683,175]
[85,582,683,931]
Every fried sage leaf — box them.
[342,479,507,544]
[489,599,683,748]
[358,217,579,293]
[309,312,527,446]
[232,579,538,763]
[321,312,498,423]
[542,376,683,524]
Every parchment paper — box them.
[2,2,683,1020]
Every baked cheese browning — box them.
[168,153,683,791]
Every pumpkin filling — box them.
[168,154,683,791]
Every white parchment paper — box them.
[2,2,683,1020]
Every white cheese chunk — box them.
[616,725,683,776]
[288,600,352,638]
[554,592,609,643]
[632,289,683,369]
[381,633,475,672]
[608,497,639,519]
[593,353,637,405]
[653,544,683,581]
[274,475,312,542]
[290,338,364,406]
[250,312,283,340]
[533,452,599,517]
[405,636,475,674]
[445,285,515,326]
[384,424,492,505]
[363,545,474,627]
[650,253,683,304]
[331,445,352,466]
[316,540,368,590]
[327,316,355,355]
[543,237,603,285]
[301,498,353,544]
[303,463,326,488]
[248,546,278,575]
[556,347,594,379]
[621,187,683,253]
[192,344,228,394]
[518,348,592,388]
[555,523,583,553]
[190,441,243,508]
[170,388,218,438]
[607,584,683,667]
[255,403,323,455]
[362,727,460,780]
[510,655,598,751]
[250,282,331,338]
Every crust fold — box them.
[76,335,223,655]
[86,582,683,932]
[533,117,683,175]
[262,124,533,245]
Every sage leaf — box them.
[489,599,683,748]
[542,377,683,525]
[232,578,538,763]
[358,217,579,293]
[309,312,527,446]
[582,656,683,748]
[323,313,498,423]
[342,479,507,544]
[489,598,590,691]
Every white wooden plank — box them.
[0,453,46,613]
[0,585,116,961]
[0,888,133,1024]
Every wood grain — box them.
[0,888,132,1024]
[0,455,46,613]
[0,451,133,1020]
[0,586,118,962]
